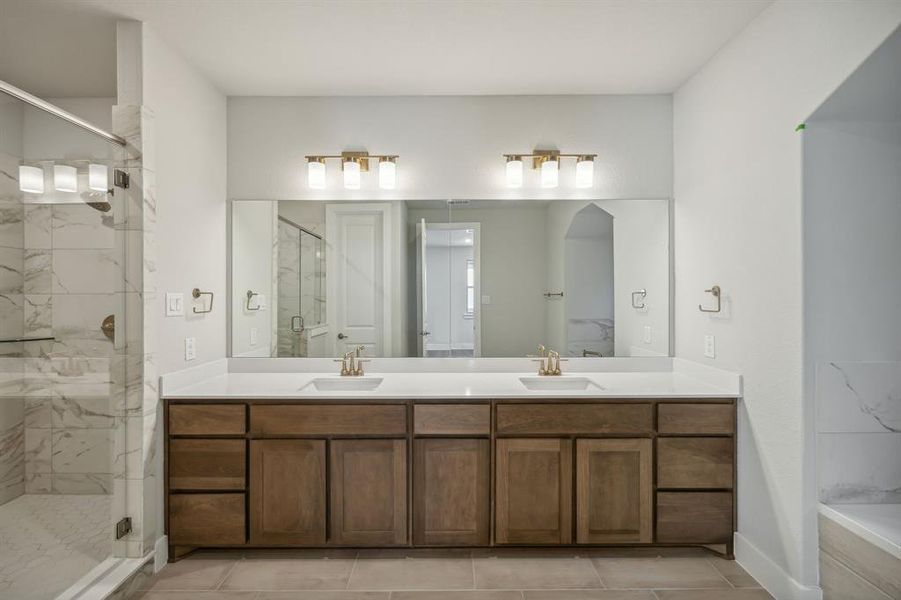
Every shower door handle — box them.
[291,316,304,332]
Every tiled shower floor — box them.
[0,494,111,599]
[130,548,772,600]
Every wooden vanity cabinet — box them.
[166,398,737,557]
[495,438,573,544]
[413,438,490,546]
[576,438,652,543]
[330,439,408,546]
[249,439,327,545]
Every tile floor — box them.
[130,548,772,600]
[0,494,111,599]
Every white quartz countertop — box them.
[162,369,739,400]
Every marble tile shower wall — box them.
[20,198,126,496]
[817,361,901,504]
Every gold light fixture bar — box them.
[304,151,400,172]
[502,149,598,169]
[305,151,400,190]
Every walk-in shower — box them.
[0,80,129,599]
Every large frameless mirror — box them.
[230,199,671,359]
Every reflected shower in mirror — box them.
[230,199,670,358]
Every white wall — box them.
[142,27,227,374]
[673,1,901,595]
[227,95,671,201]
[231,201,275,357]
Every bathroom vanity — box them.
[162,364,739,560]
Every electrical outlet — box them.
[250,327,258,346]
[704,334,716,359]
[185,337,197,361]
[165,292,184,317]
[643,326,652,344]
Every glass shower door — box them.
[0,83,128,599]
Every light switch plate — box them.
[643,326,652,344]
[704,334,716,359]
[185,337,197,361]
[165,293,184,317]
[481,295,491,305]
[250,327,258,346]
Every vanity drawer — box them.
[169,439,246,490]
[169,493,246,545]
[656,492,732,544]
[657,403,734,434]
[250,404,407,436]
[414,404,490,435]
[657,438,733,489]
[496,403,652,435]
[169,404,246,436]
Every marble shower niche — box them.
[817,361,901,504]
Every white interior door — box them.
[326,205,391,357]
[415,218,430,356]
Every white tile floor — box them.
[0,494,111,599]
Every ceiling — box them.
[0,0,772,98]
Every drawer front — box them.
[656,492,732,544]
[414,404,490,435]
[496,404,652,435]
[170,439,246,490]
[169,404,246,436]
[251,404,407,436]
[169,493,246,545]
[658,403,734,434]
[657,438,733,489]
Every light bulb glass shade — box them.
[378,158,396,189]
[307,159,326,189]
[575,157,594,188]
[18,165,44,194]
[343,159,361,190]
[88,163,108,192]
[540,158,559,188]
[505,157,523,188]
[54,164,78,193]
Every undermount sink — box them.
[306,377,384,391]
[519,376,600,391]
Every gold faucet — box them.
[530,345,564,376]
[335,345,368,376]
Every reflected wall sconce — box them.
[18,162,112,195]
[305,151,399,190]
[503,150,597,189]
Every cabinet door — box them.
[495,438,572,544]
[249,439,326,545]
[330,439,407,545]
[576,438,652,543]
[413,438,489,546]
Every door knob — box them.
[337,333,347,339]
[420,330,431,336]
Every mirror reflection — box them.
[231,199,670,358]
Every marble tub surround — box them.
[160,356,741,399]
[817,361,901,504]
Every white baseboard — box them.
[154,535,168,573]
[735,533,822,600]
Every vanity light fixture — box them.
[304,151,399,190]
[505,155,523,188]
[18,165,44,194]
[54,164,78,193]
[88,163,108,192]
[502,150,597,189]
[378,157,396,190]
[307,157,326,189]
